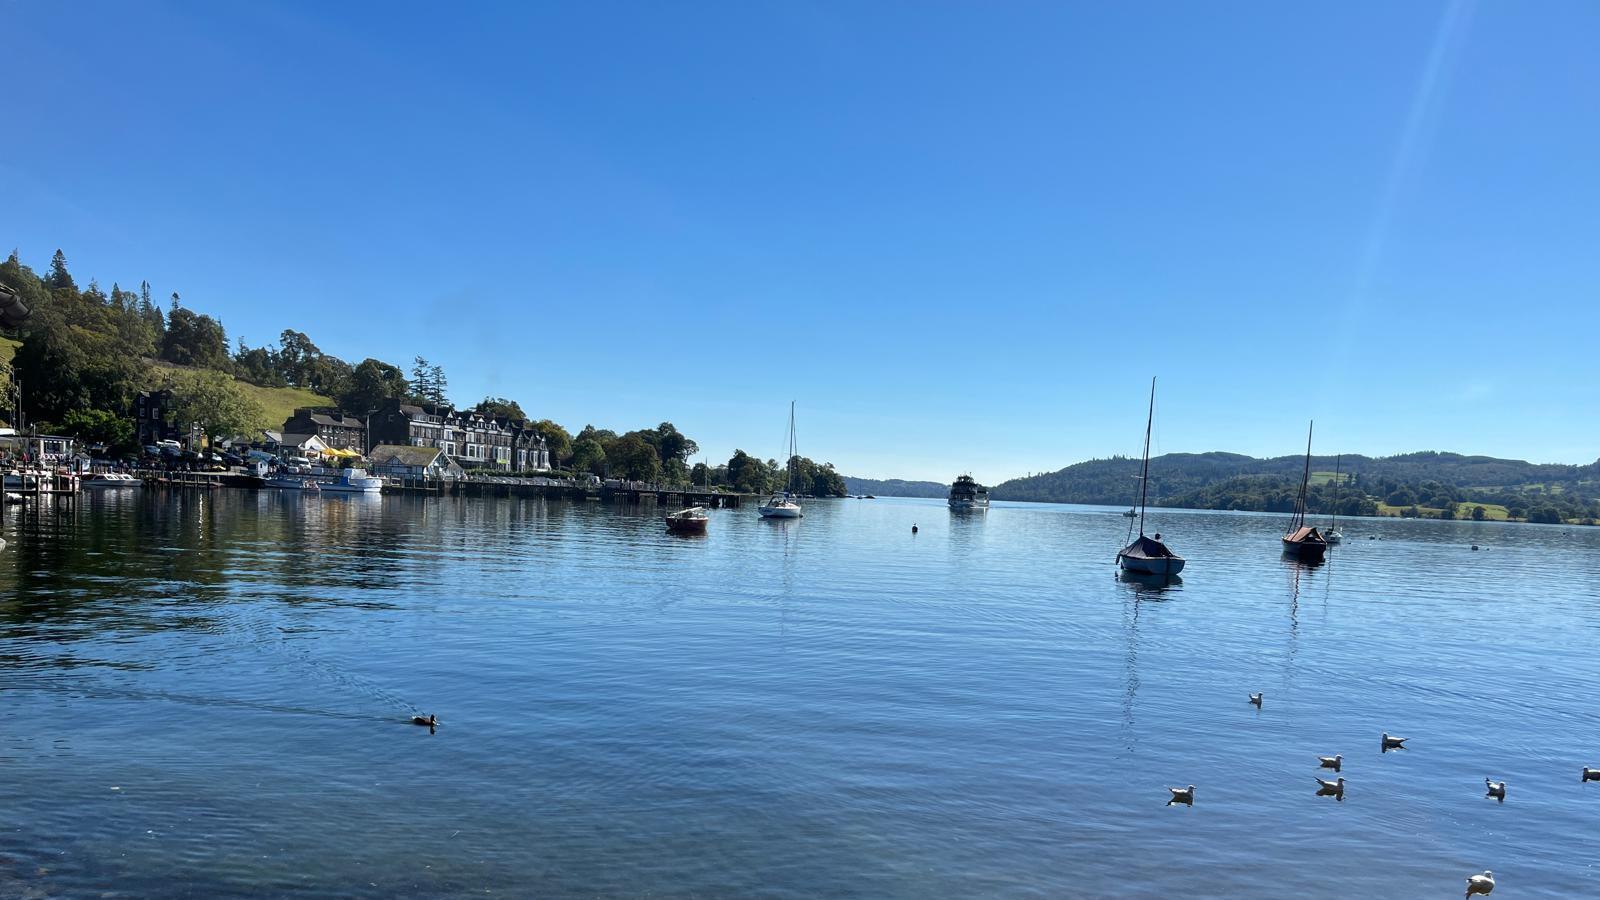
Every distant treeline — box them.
[840,476,947,498]
[988,451,1600,524]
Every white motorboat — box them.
[317,468,383,494]
[948,474,989,511]
[1116,377,1186,577]
[759,401,805,519]
[265,475,321,491]
[758,494,804,518]
[82,472,142,489]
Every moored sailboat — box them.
[1282,421,1328,561]
[1116,377,1185,577]
[1325,454,1344,544]
[758,401,804,519]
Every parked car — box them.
[143,445,161,457]
[285,456,312,468]
[156,439,181,451]
[222,452,243,466]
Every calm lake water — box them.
[3,490,1599,897]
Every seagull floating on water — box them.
[1167,785,1195,805]
[1381,733,1408,751]
[1318,754,1343,772]
[1248,692,1262,707]
[1485,778,1506,801]
[1314,776,1345,795]
[1464,870,1495,897]
[1583,767,1600,783]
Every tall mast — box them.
[787,400,797,494]
[1331,454,1341,530]
[1138,377,1155,536]
[1293,420,1313,530]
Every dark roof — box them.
[369,444,442,467]
[309,413,363,428]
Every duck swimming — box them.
[411,714,437,728]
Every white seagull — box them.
[1167,785,1195,805]
[1484,778,1506,800]
[1318,754,1343,772]
[1381,733,1408,751]
[1464,870,1495,896]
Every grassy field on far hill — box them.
[0,336,18,365]
[1374,501,1513,521]
[146,360,331,430]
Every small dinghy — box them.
[665,506,709,535]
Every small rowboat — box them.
[665,506,709,534]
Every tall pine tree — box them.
[47,249,76,291]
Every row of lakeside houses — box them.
[136,393,553,473]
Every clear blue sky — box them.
[4,1,1596,482]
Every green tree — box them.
[1438,503,1455,520]
[161,370,267,442]
[726,449,771,494]
[607,434,660,481]
[690,461,710,487]
[47,249,75,291]
[475,396,526,420]
[59,408,136,453]
[277,330,321,386]
[652,422,698,464]
[571,436,606,475]
[338,358,410,412]
[1529,507,1562,524]
[1471,505,1487,521]
[409,357,449,405]
[661,457,689,486]
[529,419,573,466]
[162,305,231,369]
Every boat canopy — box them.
[1284,526,1326,544]
[1120,534,1180,560]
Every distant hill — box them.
[841,476,947,498]
[990,451,1600,523]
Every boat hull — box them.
[948,498,989,512]
[758,504,803,518]
[1118,553,1186,576]
[1281,538,1328,561]
[665,518,708,534]
[318,482,382,494]
[83,477,141,489]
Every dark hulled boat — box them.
[1116,377,1186,576]
[1282,422,1328,561]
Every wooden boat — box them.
[1282,422,1328,561]
[665,506,709,534]
[1117,377,1185,576]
